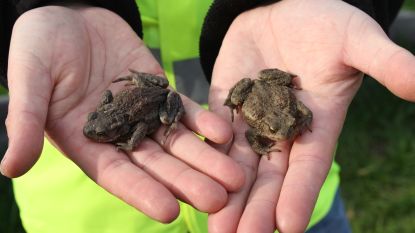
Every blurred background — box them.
[1,1,415,233]
[337,1,415,231]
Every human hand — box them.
[0,5,244,222]
[208,0,415,232]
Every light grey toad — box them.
[224,68,313,156]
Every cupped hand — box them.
[0,5,244,223]
[208,0,415,232]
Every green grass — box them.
[337,77,415,233]
[403,0,415,11]
[337,2,415,232]
[0,86,8,95]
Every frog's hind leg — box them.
[245,128,280,159]
[116,122,148,152]
[113,69,169,88]
[259,68,298,88]
[159,91,185,144]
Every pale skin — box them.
[0,6,245,223]
[208,0,415,233]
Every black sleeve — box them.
[0,0,142,89]
[199,0,404,81]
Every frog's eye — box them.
[96,130,107,137]
[268,120,280,132]
[95,127,106,137]
[88,112,98,121]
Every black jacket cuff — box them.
[199,0,404,81]
[199,0,279,82]
[0,0,142,89]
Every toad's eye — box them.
[96,131,106,137]
[268,122,279,132]
[95,127,106,137]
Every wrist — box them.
[199,0,280,81]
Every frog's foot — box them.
[227,105,242,122]
[265,147,283,160]
[159,91,185,144]
[115,142,134,152]
[230,108,235,122]
[296,100,313,134]
[290,83,302,90]
[223,103,239,122]
[161,123,177,145]
[113,75,134,84]
[116,123,148,152]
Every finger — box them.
[275,103,343,233]
[153,124,245,192]
[208,192,246,233]
[208,131,259,233]
[344,12,415,101]
[180,94,233,144]
[205,85,235,156]
[1,57,52,177]
[83,148,179,223]
[237,148,289,233]
[47,127,180,223]
[129,138,228,213]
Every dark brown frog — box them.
[83,69,185,152]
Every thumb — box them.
[0,54,52,178]
[345,12,415,101]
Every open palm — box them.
[208,0,415,232]
[2,6,244,222]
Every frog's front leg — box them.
[224,78,254,121]
[116,122,148,152]
[159,91,185,144]
[245,128,279,159]
[259,68,298,88]
[113,69,169,88]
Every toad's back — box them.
[109,86,169,122]
[241,80,294,125]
